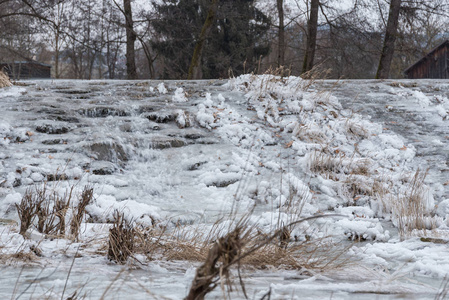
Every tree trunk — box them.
[187,0,218,80]
[123,0,137,79]
[277,0,285,67]
[54,30,60,78]
[302,0,319,74]
[376,0,402,79]
[98,48,103,79]
[136,37,155,78]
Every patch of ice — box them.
[30,172,44,182]
[412,90,431,108]
[335,218,390,241]
[203,92,213,107]
[172,87,188,102]
[0,86,26,99]
[378,133,404,149]
[157,82,167,94]
[196,103,215,129]
[0,192,21,215]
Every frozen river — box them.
[325,79,449,200]
[1,77,449,299]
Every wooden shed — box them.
[0,61,52,80]
[404,40,449,79]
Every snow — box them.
[195,103,215,129]
[157,82,167,94]
[86,194,160,225]
[1,77,449,298]
[0,86,26,99]
[172,87,188,102]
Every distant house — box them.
[404,40,449,79]
[0,61,52,80]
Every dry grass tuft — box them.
[0,71,12,88]
[184,215,348,299]
[15,183,92,238]
[308,150,345,177]
[70,186,94,239]
[241,239,348,271]
[300,66,332,90]
[2,251,37,264]
[53,188,72,235]
[242,245,300,269]
[145,221,228,262]
[107,210,136,264]
[33,185,73,236]
[185,227,244,300]
[262,66,291,78]
[16,187,42,236]
[139,221,345,272]
[293,123,327,144]
[132,224,165,260]
[392,169,436,239]
[341,179,372,201]
[372,178,394,213]
[164,242,209,262]
[349,159,372,176]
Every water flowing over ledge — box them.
[1,77,449,299]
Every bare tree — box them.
[47,2,66,78]
[388,0,449,77]
[302,0,319,74]
[113,0,157,79]
[3,0,447,80]
[277,0,285,67]
[122,0,137,79]
[0,0,40,65]
[104,1,125,79]
[375,0,401,79]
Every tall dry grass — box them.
[70,186,94,239]
[15,183,92,239]
[183,214,348,299]
[392,169,436,239]
[107,210,135,264]
[0,71,12,88]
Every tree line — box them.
[1,0,448,80]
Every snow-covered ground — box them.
[1,76,449,299]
